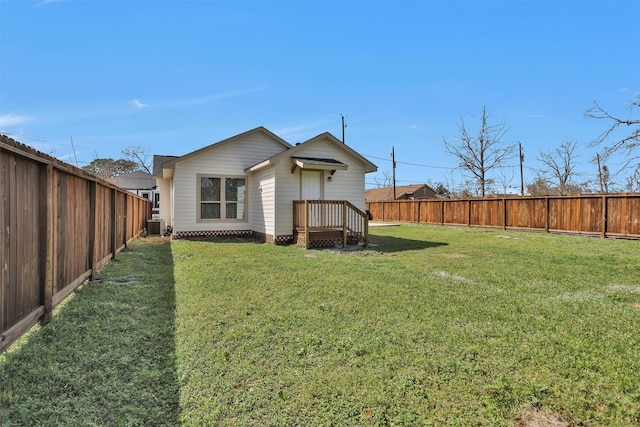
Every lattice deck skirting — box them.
[274,235,294,245]
[170,229,355,248]
[295,229,346,248]
[172,230,254,240]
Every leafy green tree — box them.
[432,182,451,197]
[82,158,140,178]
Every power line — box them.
[364,152,527,171]
[363,153,455,170]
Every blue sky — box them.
[1,0,639,192]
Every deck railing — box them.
[293,200,369,249]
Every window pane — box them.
[236,200,245,219]
[201,177,220,201]
[225,178,245,202]
[226,203,239,219]
[201,203,220,219]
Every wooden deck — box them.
[293,200,369,249]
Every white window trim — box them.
[196,174,248,223]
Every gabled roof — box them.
[247,132,377,173]
[365,184,439,201]
[108,171,156,190]
[161,127,292,178]
[153,155,179,177]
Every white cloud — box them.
[0,113,33,127]
[37,0,65,6]
[274,115,335,141]
[132,99,148,108]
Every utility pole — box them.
[391,146,397,200]
[341,114,346,144]
[71,136,79,167]
[519,142,524,196]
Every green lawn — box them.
[2,225,640,426]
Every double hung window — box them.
[199,176,246,221]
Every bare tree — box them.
[122,146,153,174]
[586,95,640,177]
[496,165,516,195]
[374,171,393,188]
[443,106,516,196]
[537,140,580,195]
[599,164,611,193]
[526,174,554,196]
[624,169,640,192]
[595,153,614,194]
[526,174,588,196]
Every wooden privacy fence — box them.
[366,194,640,239]
[1,135,152,353]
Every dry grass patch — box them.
[515,404,570,427]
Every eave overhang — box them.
[290,156,348,172]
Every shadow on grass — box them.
[0,238,179,426]
[368,234,448,253]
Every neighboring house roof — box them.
[247,132,377,173]
[160,127,293,178]
[153,155,179,177]
[365,184,439,201]
[108,171,157,190]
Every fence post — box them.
[622,195,629,236]
[110,188,117,260]
[88,181,98,280]
[601,195,608,239]
[123,193,128,248]
[39,164,54,325]
[545,197,550,233]
[503,198,507,230]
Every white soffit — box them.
[291,156,348,171]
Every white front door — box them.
[301,170,322,226]
[301,170,322,200]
